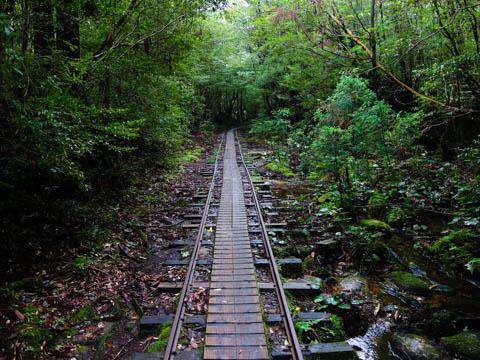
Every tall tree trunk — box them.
[370,0,379,89]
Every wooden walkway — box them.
[204,131,268,359]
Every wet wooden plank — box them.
[207,313,263,324]
[206,323,264,334]
[205,334,266,347]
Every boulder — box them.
[390,333,441,360]
[339,275,368,294]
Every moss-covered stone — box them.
[3,276,42,292]
[427,310,458,336]
[431,229,476,253]
[387,207,410,224]
[390,333,441,360]
[389,271,430,294]
[266,160,294,177]
[359,219,392,233]
[441,331,480,359]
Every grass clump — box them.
[148,324,172,353]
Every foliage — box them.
[250,108,292,142]
[0,0,225,265]
[294,314,345,344]
[148,324,173,353]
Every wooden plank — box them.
[205,334,266,347]
[206,323,264,334]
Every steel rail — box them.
[235,130,304,360]
[163,135,225,359]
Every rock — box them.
[175,349,201,360]
[427,310,458,337]
[408,263,427,278]
[441,331,480,359]
[359,219,392,233]
[339,275,368,294]
[430,283,454,294]
[315,239,340,254]
[390,333,441,360]
[290,244,313,259]
[389,271,430,294]
[383,304,400,313]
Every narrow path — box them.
[204,131,268,359]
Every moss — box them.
[179,147,202,163]
[389,271,429,294]
[441,331,480,359]
[431,229,476,253]
[68,305,96,324]
[368,191,388,208]
[266,160,294,177]
[3,277,42,293]
[360,219,392,233]
[387,207,409,224]
[391,333,441,360]
[148,324,172,353]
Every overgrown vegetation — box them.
[204,0,480,279]
[0,0,226,277]
[2,0,480,358]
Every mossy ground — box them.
[441,331,480,359]
[389,271,429,294]
[359,219,392,233]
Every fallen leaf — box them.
[14,310,25,321]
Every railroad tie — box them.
[204,131,268,360]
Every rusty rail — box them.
[235,130,304,360]
[163,135,224,359]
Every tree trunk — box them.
[370,0,379,89]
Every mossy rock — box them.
[390,333,441,360]
[368,191,389,209]
[389,271,430,294]
[441,331,480,359]
[359,219,392,233]
[431,229,476,253]
[387,207,410,224]
[3,276,42,292]
[427,310,458,337]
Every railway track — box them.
[135,130,303,359]
[129,131,370,360]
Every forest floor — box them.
[242,134,480,360]
[0,132,218,359]
[2,130,480,360]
